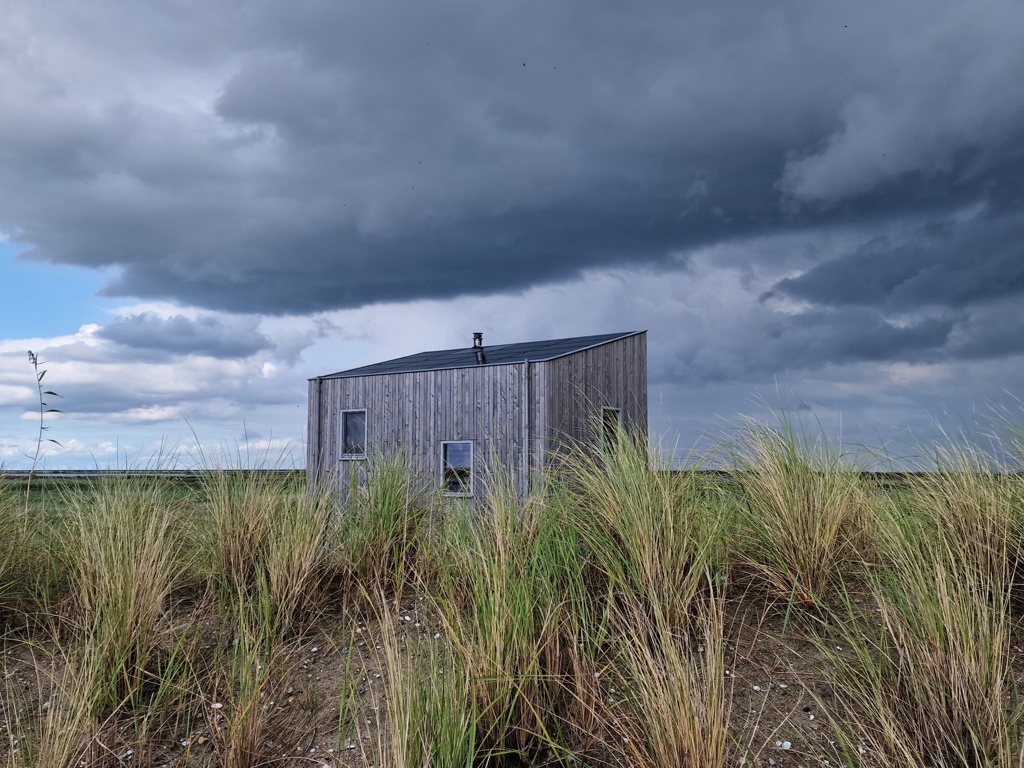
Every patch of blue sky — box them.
[1,241,122,338]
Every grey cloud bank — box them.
[4,3,1021,310]
[99,312,271,358]
[3,0,1024,465]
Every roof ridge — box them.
[315,330,642,379]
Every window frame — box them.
[601,406,623,450]
[440,440,474,497]
[339,408,368,460]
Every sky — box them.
[2,0,1024,470]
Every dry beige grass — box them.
[4,427,1024,768]
[729,416,868,610]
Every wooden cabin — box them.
[306,330,647,499]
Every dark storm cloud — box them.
[946,298,1024,360]
[3,0,1023,321]
[762,309,954,370]
[772,209,1024,311]
[97,182,779,313]
[99,312,271,358]
[659,304,954,386]
[762,206,1024,367]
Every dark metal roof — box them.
[318,331,643,379]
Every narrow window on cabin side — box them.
[441,441,473,495]
[601,407,623,450]
[341,409,367,458]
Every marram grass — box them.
[338,450,434,600]
[432,467,567,761]
[816,445,1024,768]
[4,425,1024,767]
[729,415,868,609]
[560,432,727,628]
[62,473,182,715]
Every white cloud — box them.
[4,228,1024,469]
[106,405,182,423]
[0,308,314,468]
[881,362,954,388]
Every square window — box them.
[441,441,473,496]
[341,409,367,458]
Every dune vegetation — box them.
[3,423,1024,768]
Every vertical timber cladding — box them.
[306,378,316,480]
[316,363,527,496]
[306,377,324,485]
[535,331,648,466]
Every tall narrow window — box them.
[441,441,473,496]
[601,407,622,450]
[341,409,367,458]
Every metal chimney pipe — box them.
[473,332,483,348]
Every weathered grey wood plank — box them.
[308,333,647,500]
